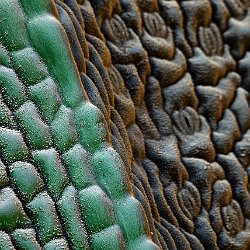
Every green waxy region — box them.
[9,161,44,202]
[91,225,125,250]
[11,47,49,86]
[16,101,52,150]
[78,185,115,234]
[28,77,61,123]
[0,0,29,51]
[115,196,147,241]
[27,192,62,245]
[43,238,69,250]
[0,128,28,165]
[32,149,69,200]
[0,66,27,110]
[18,0,54,19]
[0,160,8,188]
[27,14,86,108]
[58,186,89,250]
[0,187,30,231]
[12,229,41,250]
[51,105,78,153]
[90,147,129,199]
[73,101,108,152]
[62,144,95,190]
[0,231,15,250]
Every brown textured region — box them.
[1,0,250,249]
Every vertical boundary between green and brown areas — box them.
[0,0,160,249]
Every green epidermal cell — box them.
[18,0,55,19]
[115,196,147,242]
[78,185,116,234]
[0,0,29,51]
[28,77,61,123]
[32,149,69,200]
[11,47,49,86]
[43,238,69,250]
[27,192,62,245]
[0,187,30,231]
[0,127,28,165]
[73,101,108,152]
[58,186,89,250]
[51,105,78,153]
[27,14,86,108]
[62,144,95,190]
[12,229,41,250]
[90,225,126,250]
[90,146,129,200]
[9,161,44,202]
[16,101,52,150]
[0,66,27,110]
